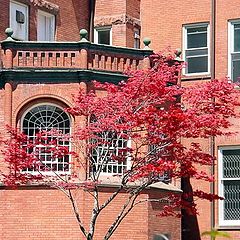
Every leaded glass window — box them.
[22,104,71,174]
[219,148,240,226]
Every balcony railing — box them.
[0,28,153,72]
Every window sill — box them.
[216,225,240,230]
[181,74,211,81]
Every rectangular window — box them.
[10,1,28,40]
[134,28,140,49]
[219,147,240,226]
[148,144,171,183]
[183,23,210,75]
[229,21,240,82]
[37,10,55,41]
[91,131,130,175]
[94,27,112,45]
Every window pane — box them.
[91,131,128,175]
[232,58,240,83]
[234,26,240,52]
[186,56,208,73]
[98,30,110,45]
[223,180,240,220]
[10,1,28,40]
[187,27,207,33]
[38,12,55,41]
[187,27,207,49]
[223,149,240,178]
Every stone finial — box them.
[4,28,15,42]
[143,37,151,50]
[79,29,88,42]
[174,48,183,62]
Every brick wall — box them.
[51,0,90,41]
[0,0,89,42]
[140,0,210,51]
[140,1,240,239]
[148,191,181,240]
[0,187,181,240]
[0,0,10,41]
[95,0,140,47]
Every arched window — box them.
[22,104,71,174]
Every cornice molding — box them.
[94,14,141,28]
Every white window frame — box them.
[228,20,240,82]
[21,103,72,175]
[218,146,240,227]
[182,23,210,76]
[10,0,29,40]
[91,132,131,176]
[37,10,55,41]
[94,26,112,45]
[134,28,140,49]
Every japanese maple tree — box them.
[1,52,239,240]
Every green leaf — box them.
[202,229,231,239]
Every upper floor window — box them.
[37,10,55,41]
[94,27,112,45]
[183,23,210,75]
[219,147,240,227]
[22,104,71,174]
[10,0,28,40]
[229,21,240,82]
[134,28,140,49]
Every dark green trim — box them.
[1,41,153,57]
[0,69,128,86]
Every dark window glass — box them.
[187,27,207,49]
[223,149,240,178]
[187,32,207,49]
[234,25,240,52]
[186,56,208,73]
[98,30,110,45]
[232,59,240,83]
[223,180,240,221]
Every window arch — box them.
[21,104,71,174]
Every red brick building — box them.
[140,1,240,240]
[0,1,181,240]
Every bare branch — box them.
[68,189,88,238]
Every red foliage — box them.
[1,52,240,217]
